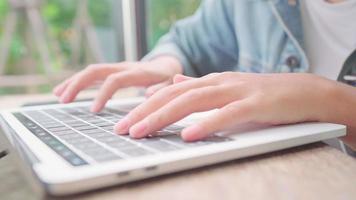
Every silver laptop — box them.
[0,97,346,196]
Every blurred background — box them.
[0,0,200,95]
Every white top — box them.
[300,0,356,80]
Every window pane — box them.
[146,0,201,50]
[0,0,124,94]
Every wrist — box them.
[317,78,356,126]
[147,55,183,75]
[327,82,356,148]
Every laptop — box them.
[0,97,346,196]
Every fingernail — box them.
[129,120,148,138]
[115,118,130,134]
[181,125,204,142]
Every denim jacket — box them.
[143,0,310,77]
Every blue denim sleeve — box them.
[142,0,238,77]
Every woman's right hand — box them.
[53,56,183,112]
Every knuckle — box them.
[148,113,164,125]
[241,101,257,115]
[129,67,141,73]
[131,67,146,76]
[70,77,82,88]
[221,71,237,79]
[100,76,121,91]
[204,72,238,83]
[222,71,240,81]
[119,61,129,66]
[86,64,101,72]
[182,89,204,101]
[128,110,144,122]
[204,72,220,80]
[249,95,264,108]
[223,102,254,116]
[106,74,120,84]
[206,72,220,78]
[222,104,239,114]
[157,85,181,98]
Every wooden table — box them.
[1,90,356,200]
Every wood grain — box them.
[0,92,355,200]
[54,143,356,200]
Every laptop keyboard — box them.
[13,106,232,166]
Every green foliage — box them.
[0,0,201,94]
[0,0,112,71]
[88,0,111,27]
[147,0,201,49]
[41,0,111,61]
[0,0,8,21]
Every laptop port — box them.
[145,165,158,171]
[117,171,130,177]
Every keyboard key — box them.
[83,148,112,156]
[96,135,125,144]
[80,128,104,134]
[47,126,70,132]
[14,113,88,166]
[87,132,111,138]
[107,140,136,149]
[17,107,233,166]
[52,130,77,136]
[76,142,101,150]
[69,157,87,166]
[101,126,115,131]
[86,119,106,124]
[91,153,122,162]
[154,130,176,136]
[42,123,64,129]
[59,134,83,141]
[95,122,114,127]
[66,137,92,145]
[134,138,181,152]
[68,123,88,128]
[75,125,96,131]
[203,136,233,142]
[119,147,152,157]
[164,125,184,132]
[94,112,113,117]
[160,135,209,147]
[105,108,128,116]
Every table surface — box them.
[1,90,356,200]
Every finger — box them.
[114,76,216,134]
[60,65,120,103]
[173,74,194,84]
[128,84,241,138]
[145,81,171,98]
[91,69,167,113]
[181,99,256,141]
[53,77,73,97]
[91,71,143,112]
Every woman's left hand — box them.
[113,72,342,141]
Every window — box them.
[0,0,201,95]
[145,0,201,51]
[0,0,125,94]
